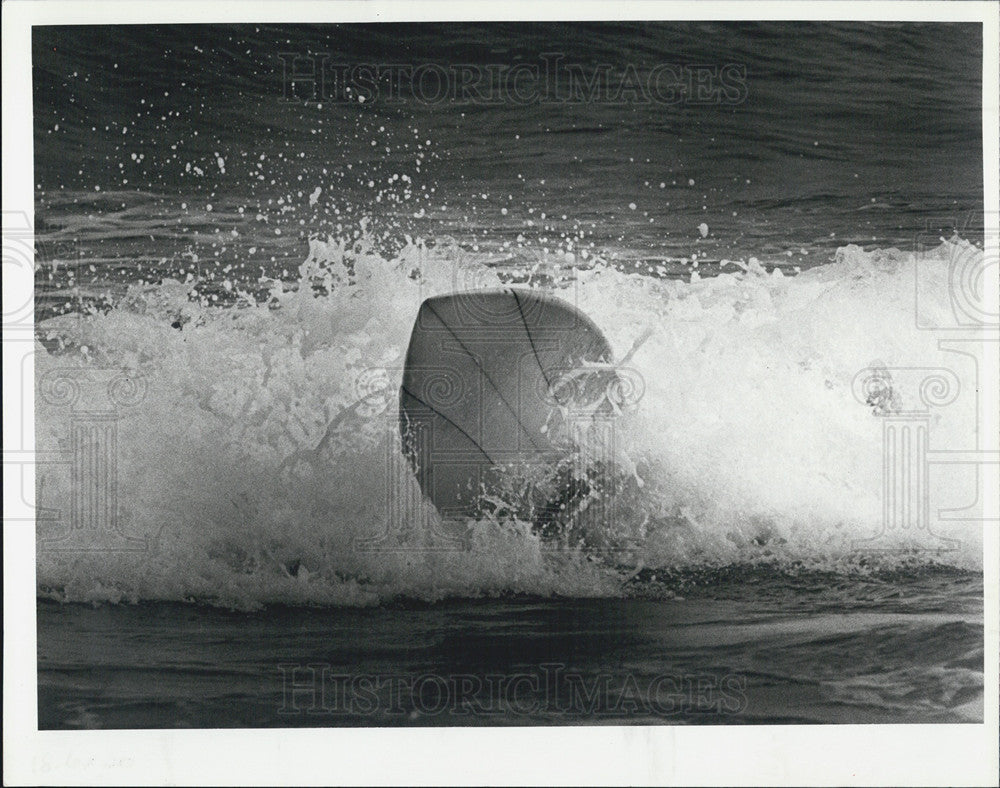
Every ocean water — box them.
[32,22,986,727]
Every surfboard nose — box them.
[399,288,616,519]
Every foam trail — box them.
[35,236,985,608]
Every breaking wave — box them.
[34,234,986,608]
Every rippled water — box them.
[34,22,983,312]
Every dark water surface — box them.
[33,22,983,315]
[38,569,983,728]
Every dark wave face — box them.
[33,22,983,316]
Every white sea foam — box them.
[35,235,986,607]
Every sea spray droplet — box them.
[698,223,709,238]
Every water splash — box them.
[35,234,984,608]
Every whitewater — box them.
[34,233,985,610]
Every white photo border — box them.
[4,2,998,786]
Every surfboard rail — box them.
[399,288,621,526]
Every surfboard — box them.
[398,288,616,521]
